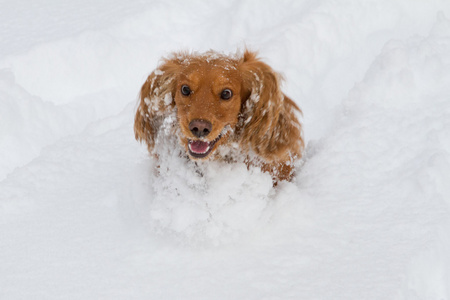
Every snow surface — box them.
[1,0,450,299]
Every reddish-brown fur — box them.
[134,50,304,183]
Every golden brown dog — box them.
[134,50,304,183]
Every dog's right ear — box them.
[134,58,181,152]
[239,50,304,163]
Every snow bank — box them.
[0,70,81,179]
[297,13,450,299]
[0,69,134,180]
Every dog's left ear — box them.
[239,50,304,162]
[134,57,180,152]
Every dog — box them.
[134,50,304,183]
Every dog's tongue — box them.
[190,140,210,153]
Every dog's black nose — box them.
[189,119,212,138]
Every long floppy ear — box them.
[239,50,304,162]
[134,57,180,152]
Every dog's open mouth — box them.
[188,134,222,159]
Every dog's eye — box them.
[181,85,191,96]
[220,89,233,100]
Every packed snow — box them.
[1,0,450,299]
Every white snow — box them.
[1,0,450,299]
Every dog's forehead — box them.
[180,62,241,86]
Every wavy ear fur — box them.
[239,50,304,163]
[134,58,180,152]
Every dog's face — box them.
[174,60,244,159]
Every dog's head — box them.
[172,55,243,159]
[135,50,303,163]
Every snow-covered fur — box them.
[134,50,304,182]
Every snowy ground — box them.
[1,0,450,299]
